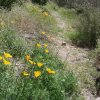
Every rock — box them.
[97,67,100,71]
[96,97,100,100]
[61,42,66,46]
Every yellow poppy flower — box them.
[37,62,43,67]
[3,60,11,65]
[4,52,12,58]
[36,43,41,48]
[22,71,29,76]
[34,71,41,78]
[45,12,49,16]
[44,43,48,47]
[46,68,55,74]
[29,60,34,64]
[43,12,49,16]
[25,55,31,61]
[0,56,3,60]
[41,32,46,35]
[45,49,49,53]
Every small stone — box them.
[97,67,100,71]
[61,42,66,46]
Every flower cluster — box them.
[36,42,49,54]
[22,42,55,78]
[0,52,12,65]
[0,31,56,79]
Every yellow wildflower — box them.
[11,20,15,24]
[0,21,5,26]
[46,68,55,74]
[34,62,36,65]
[36,43,41,48]
[41,32,46,35]
[29,60,34,64]
[34,71,41,78]
[37,62,43,67]
[22,71,29,76]
[3,60,11,65]
[25,55,31,61]
[43,12,49,16]
[0,56,3,60]
[45,49,49,53]
[44,43,48,47]
[4,52,12,58]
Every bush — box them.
[0,0,23,9]
[0,69,77,100]
[0,43,78,100]
[0,28,78,99]
[31,0,48,5]
[0,0,16,9]
[71,7,100,48]
[0,29,28,57]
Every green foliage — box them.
[0,63,15,100]
[31,0,48,5]
[0,0,16,9]
[0,43,78,100]
[0,28,78,99]
[0,65,77,100]
[0,29,28,57]
[0,0,23,9]
[70,7,100,48]
[59,8,76,20]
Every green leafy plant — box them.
[0,0,24,9]
[0,29,28,57]
[0,44,78,100]
[31,0,48,5]
[70,7,100,48]
[0,0,16,9]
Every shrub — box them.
[71,7,100,48]
[0,0,16,9]
[31,0,48,5]
[0,44,78,100]
[0,29,28,57]
[0,29,78,99]
[0,0,23,9]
